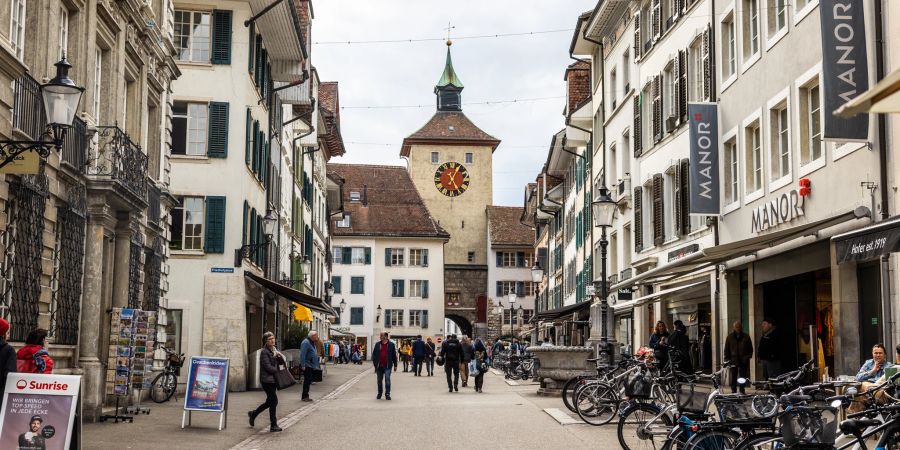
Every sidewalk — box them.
[83,363,369,449]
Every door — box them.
[858,262,882,359]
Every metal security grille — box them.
[1,174,49,342]
[50,185,87,345]
[142,237,163,312]
[127,231,143,309]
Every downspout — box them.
[873,0,892,350]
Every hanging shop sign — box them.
[182,356,229,431]
[834,219,900,263]
[819,0,869,141]
[0,373,81,450]
[668,243,700,263]
[751,189,805,234]
[688,103,720,215]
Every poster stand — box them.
[181,356,230,431]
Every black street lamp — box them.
[592,186,617,365]
[376,304,382,323]
[0,57,85,169]
[234,209,278,267]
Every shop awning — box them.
[293,303,313,321]
[247,0,307,82]
[835,67,900,117]
[329,328,355,338]
[832,216,900,263]
[245,272,336,315]
[624,281,708,308]
[611,209,866,292]
[532,299,592,322]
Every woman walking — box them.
[400,340,412,372]
[249,332,283,432]
[17,328,54,374]
[473,338,488,393]
[649,321,670,371]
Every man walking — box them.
[723,321,754,393]
[412,335,426,376]
[425,337,436,376]
[372,332,398,400]
[668,320,693,374]
[460,336,474,387]
[299,331,320,402]
[441,334,463,392]
[758,318,781,379]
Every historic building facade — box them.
[486,206,537,341]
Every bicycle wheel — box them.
[562,376,590,413]
[684,429,739,450]
[618,402,673,450]
[732,432,783,450]
[150,372,176,403]
[575,382,619,426]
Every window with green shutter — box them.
[247,23,255,72]
[251,121,259,173]
[422,310,429,329]
[242,200,248,246]
[204,196,226,253]
[211,10,232,64]
[332,276,341,294]
[391,280,404,297]
[422,280,429,298]
[207,102,229,157]
[351,277,364,294]
[364,247,372,264]
[245,109,252,164]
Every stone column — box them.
[111,214,133,308]
[80,200,115,421]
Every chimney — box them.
[362,184,368,206]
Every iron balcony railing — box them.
[13,73,45,141]
[89,126,147,200]
[147,184,161,227]
[61,116,87,173]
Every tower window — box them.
[465,153,473,164]
[461,220,465,229]
[467,251,475,262]
[431,152,439,164]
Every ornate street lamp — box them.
[591,186,617,365]
[300,255,311,281]
[507,289,517,338]
[0,57,85,170]
[376,304,382,322]
[531,262,544,283]
[234,209,278,266]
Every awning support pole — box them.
[244,0,285,27]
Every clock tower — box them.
[401,42,500,337]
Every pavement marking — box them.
[231,367,374,450]
[543,407,584,425]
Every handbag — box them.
[274,364,296,390]
[308,368,324,382]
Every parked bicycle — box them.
[150,345,184,403]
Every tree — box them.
[284,323,309,350]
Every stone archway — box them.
[445,314,473,338]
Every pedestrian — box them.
[758,318,781,379]
[412,335,426,376]
[649,321,670,371]
[372,332,398,400]
[0,319,15,400]
[491,339,504,366]
[299,331,320,402]
[248,332,283,432]
[510,339,520,356]
[541,337,553,347]
[667,320,692,374]
[440,334,463,392]
[425,337,436,376]
[723,321,754,393]
[16,328,53,374]
[473,338,487,393]
[400,340,412,372]
[460,336,474,387]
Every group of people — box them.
[0,319,58,400]
[398,336,438,376]
[327,339,362,365]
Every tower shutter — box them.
[652,0,662,39]
[385,248,392,266]
[211,10,233,64]
[653,75,662,143]
[673,54,681,127]
[634,186,643,252]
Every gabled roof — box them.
[328,164,449,239]
[400,112,501,156]
[487,206,534,247]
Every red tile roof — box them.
[487,206,534,247]
[400,112,500,156]
[318,81,346,159]
[328,164,449,239]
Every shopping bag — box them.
[308,368,324,382]
[275,364,296,390]
[469,360,480,377]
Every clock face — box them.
[434,161,470,197]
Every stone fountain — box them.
[527,345,594,396]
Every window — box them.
[770,102,791,180]
[409,310,422,328]
[724,137,739,205]
[642,83,653,148]
[331,276,342,294]
[743,0,760,58]
[350,276,365,294]
[431,152,439,164]
[175,10,211,62]
[409,280,427,298]
[9,0,26,60]
[465,153,473,164]
[172,102,208,156]
[387,309,403,328]
[744,121,763,193]
[332,247,343,263]
[94,48,104,122]
[351,248,366,264]
[768,0,787,38]
[663,63,675,132]
[722,13,736,79]
[500,252,516,267]
[170,196,204,251]
[799,81,822,165]
[622,50,630,92]
[689,38,704,101]
[390,248,404,266]
[336,213,351,228]
[391,279,405,297]
[610,68,618,110]
[58,7,69,59]
[349,191,361,202]
[409,249,427,266]
[350,307,363,325]
[467,251,475,262]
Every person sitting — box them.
[856,343,892,383]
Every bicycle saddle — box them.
[839,418,881,436]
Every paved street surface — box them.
[84,364,618,449]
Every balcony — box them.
[13,73,45,141]
[88,126,147,203]
[61,117,87,173]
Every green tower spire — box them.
[435,41,463,111]
[436,42,464,89]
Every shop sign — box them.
[0,152,40,175]
[834,222,900,263]
[751,190,805,234]
[617,288,633,302]
[688,103,720,215]
[334,326,351,332]
[668,243,700,262]
[819,0,869,141]
[0,373,81,450]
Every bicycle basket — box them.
[780,406,838,446]
[715,394,778,422]
[676,382,714,413]
[625,373,652,399]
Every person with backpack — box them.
[17,328,53,374]
[440,334,463,392]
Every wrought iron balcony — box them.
[61,116,87,173]
[88,126,147,201]
[13,73,46,141]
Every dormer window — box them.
[349,191,361,202]
[336,213,351,228]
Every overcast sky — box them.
[311,0,596,206]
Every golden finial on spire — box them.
[445,21,455,47]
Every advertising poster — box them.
[0,373,80,450]
[183,357,229,412]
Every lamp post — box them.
[592,186,617,365]
[495,302,504,338]
[507,289,517,339]
[234,209,278,267]
[0,57,85,170]
[338,298,346,324]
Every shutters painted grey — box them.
[351,276,364,294]
[496,281,502,297]
[633,11,642,60]
[207,102,229,157]
[385,248,392,266]
[702,27,712,101]
[364,247,372,264]
[652,0,661,39]
[211,10,232,64]
[678,49,688,122]
[674,163,683,237]
[422,280,429,298]
[633,95,642,157]
[516,281,525,297]
[384,310,391,328]
[244,108,251,164]
[634,186,644,252]
[422,249,429,266]
[342,247,352,264]
[653,174,664,246]
[332,276,341,294]
[422,310,429,329]
[680,158,692,233]
[204,196,226,253]
[496,252,502,267]
[653,75,662,143]
[516,252,525,267]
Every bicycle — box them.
[150,345,184,403]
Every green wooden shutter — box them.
[384,310,391,328]
[342,247,351,264]
[242,201,248,246]
[245,109,251,164]
[422,280,429,298]
[496,252,502,267]
[364,247,372,264]
[211,10,233,64]
[332,276,341,293]
[251,121,259,172]
[385,248,392,266]
[247,23,255,72]
[422,249,428,266]
[422,310,429,329]
[204,196,226,253]
[399,280,405,297]
[207,102,229,157]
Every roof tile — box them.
[487,206,534,246]
[401,112,500,156]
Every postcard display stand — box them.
[100,308,156,423]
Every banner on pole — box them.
[819,0,869,141]
[688,103,720,215]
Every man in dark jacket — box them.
[412,335,426,376]
[425,337,436,376]
[723,321,754,393]
[668,320,693,374]
[758,318,781,379]
[459,337,474,387]
[441,334,463,392]
[0,319,15,401]
[372,332,398,400]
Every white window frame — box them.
[389,309,403,328]
[720,7,738,90]
[722,126,740,213]
[409,310,422,328]
[688,36,704,102]
[741,0,762,72]
[794,0,819,26]
[172,101,209,156]
[765,0,789,50]
[9,0,26,60]
[174,10,211,63]
[58,7,69,60]
[174,196,205,252]
[501,252,517,268]
[796,65,826,176]
[622,50,631,93]
[742,109,765,202]
[663,63,676,132]
[609,66,618,111]
[390,248,405,266]
[766,87,792,192]
[409,280,424,298]
[332,247,343,263]
[350,247,366,265]
[409,248,424,266]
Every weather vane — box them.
[445,21,455,46]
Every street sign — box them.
[211,267,234,273]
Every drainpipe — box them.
[873,0,892,350]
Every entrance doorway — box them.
[857,262,883,357]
